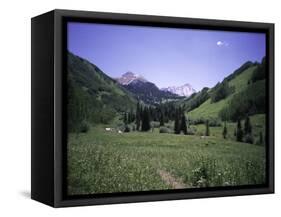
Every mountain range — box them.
[116,72,195,104]
[67,51,266,130]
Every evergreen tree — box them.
[205,120,210,136]
[223,122,227,139]
[174,109,180,134]
[236,119,243,142]
[243,115,254,144]
[123,112,127,124]
[132,111,135,123]
[244,115,252,134]
[141,107,151,131]
[128,111,131,123]
[124,125,130,132]
[160,112,165,126]
[180,114,187,135]
[259,131,263,145]
[128,109,134,123]
[136,101,141,131]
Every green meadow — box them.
[67,118,266,195]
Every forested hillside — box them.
[186,59,266,123]
[67,52,136,132]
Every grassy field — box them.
[188,98,229,120]
[192,114,266,143]
[67,122,266,195]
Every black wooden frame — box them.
[31,9,274,207]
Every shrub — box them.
[186,127,195,135]
[244,134,254,144]
[124,125,130,132]
[131,123,136,131]
[191,165,208,187]
[189,118,221,127]
[209,118,221,127]
[80,121,90,133]
[189,118,205,125]
[166,122,174,129]
[151,121,160,128]
[159,126,170,134]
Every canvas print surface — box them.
[66,22,267,196]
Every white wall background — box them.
[0,0,279,216]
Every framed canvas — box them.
[31,9,274,207]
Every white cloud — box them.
[217,41,229,47]
[217,41,223,46]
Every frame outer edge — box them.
[269,23,275,193]
[50,9,275,207]
[54,10,63,207]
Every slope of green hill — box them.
[188,97,229,121]
[228,65,257,92]
[67,52,136,132]
[188,64,261,121]
[179,87,210,112]
[219,79,266,121]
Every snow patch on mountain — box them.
[161,84,196,97]
[116,72,147,85]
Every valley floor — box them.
[67,123,266,195]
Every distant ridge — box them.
[116,72,183,104]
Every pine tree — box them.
[205,120,210,136]
[128,109,135,123]
[160,112,164,126]
[123,112,127,124]
[128,111,131,123]
[141,107,145,131]
[180,114,187,135]
[243,115,253,144]
[146,107,151,131]
[131,110,135,123]
[236,119,243,142]
[259,131,263,145]
[223,122,227,139]
[141,107,151,131]
[136,101,141,131]
[174,109,180,134]
[244,115,252,134]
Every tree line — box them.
[222,115,263,145]
[123,101,192,134]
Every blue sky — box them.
[67,22,266,91]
